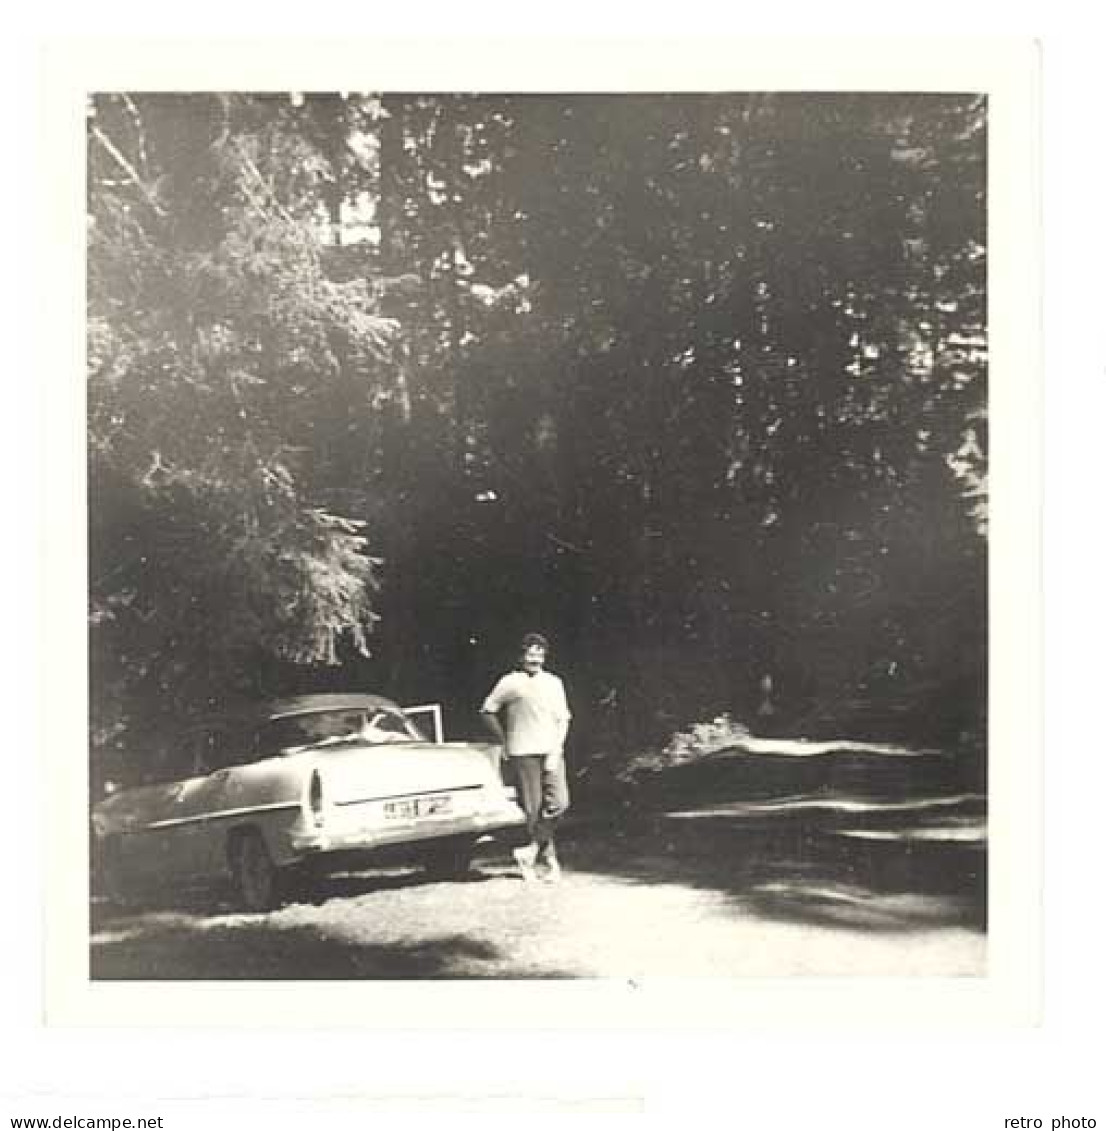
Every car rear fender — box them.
[224,807,304,873]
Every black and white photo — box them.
[84,86,993,982]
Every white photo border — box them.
[42,36,1042,1031]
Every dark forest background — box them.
[87,92,987,781]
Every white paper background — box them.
[3,4,1099,1123]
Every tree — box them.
[89,90,989,770]
[372,92,988,744]
[88,93,399,755]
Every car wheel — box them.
[422,836,477,879]
[229,830,281,912]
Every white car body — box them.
[91,693,524,910]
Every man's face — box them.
[522,644,546,673]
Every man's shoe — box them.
[540,846,562,884]
[513,845,539,882]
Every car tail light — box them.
[309,771,325,828]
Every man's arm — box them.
[480,675,510,753]
[553,709,570,752]
[480,708,507,747]
[551,677,571,755]
[558,720,570,749]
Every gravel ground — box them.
[90,807,986,980]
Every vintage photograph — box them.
[86,89,988,981]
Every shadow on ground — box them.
[89,747,985,978]
[566,782,986,935]
[92,920,506,979]
[89,864,576,979]
[91,860,496,919]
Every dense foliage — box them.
[88,94,393,749]
[88,91,986,769]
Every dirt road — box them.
[90,800,985,979]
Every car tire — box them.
[422,836,477,879]
[229,829,281,912]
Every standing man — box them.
[480,632,571,882]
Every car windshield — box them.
[261,707,425,754]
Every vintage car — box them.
[90,693,526,911]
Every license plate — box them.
[384,794,454,820]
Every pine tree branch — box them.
[90,123,166,216]
[233,139,299,229]
[120,94,151,178]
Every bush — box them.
[594,713,752,784]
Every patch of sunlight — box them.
[755,880,871,904]
[749,881,969,926]
[730,736,934,758]
[835,824,987,844]
[90,909,204,945]
[208,912,272,928]
[667,792,984,819]
[90,926,145,945]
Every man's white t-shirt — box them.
[481,670,571,757]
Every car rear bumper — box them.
[290,807,525,857]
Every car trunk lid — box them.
[304,741,501,805]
